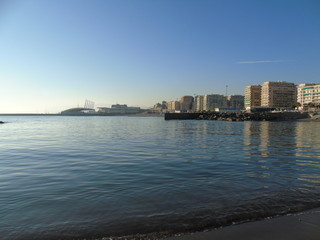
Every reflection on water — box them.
[244,121,320,159]
[243,121,320,185]
[0,117,319,240]
[244,121,298,156]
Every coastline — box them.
[162,207,320,240]
[0,112,163,117]
[164,111,310,121]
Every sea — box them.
[0,116,319,240]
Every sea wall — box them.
[164,113,201,120]
[165,112,309,121]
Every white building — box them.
[167,101,181,112]
[194,95,204,111]
[297,83,320,108]
[98,104,141,114]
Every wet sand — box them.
[163,208,320,240]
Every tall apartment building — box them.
[297,84,312,105]
[297,83,320,107]
[244,85,261,108]
[194,95,204,111]
[180,96,194,111]
[203,94,227,111]
[227,95,244,109]
[261,81,297,108]
[167,101,180,112]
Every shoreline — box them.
[0,113,136,116]
[164,112,310,121]
[162,207,320,240]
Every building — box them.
[227,95,244,109]
[244,85,261,109]
[180,96,194,112]
[203,94,227,111]
[297,83,320,108]
[153,101,168,112]
[98,104,141,114]
[194,95,204,111]
[61,100,96,115]
[61,107,95,115]
[297,83,314,106]
[167,101,181,112]
[261,81,297,108]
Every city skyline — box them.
[1,0,319,113]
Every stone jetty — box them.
[165,111,309,121]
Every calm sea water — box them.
[0,116,319,240]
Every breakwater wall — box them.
[165,112,309,121]
[164,113,201,120]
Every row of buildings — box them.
[157,81,320,113]
[157,94,245,113]
[245,81,320,110]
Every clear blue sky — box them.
[0,0,319,113]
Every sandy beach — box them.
[163,208,320,240]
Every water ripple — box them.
[0,117,319,239]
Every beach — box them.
[163,208,320,240]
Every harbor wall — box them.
[164,112,309,121]
[164,113,201,120]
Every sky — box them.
[0,0,319,113]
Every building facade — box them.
[227,95,244,109]
[194,95,204,111]
[167,101,181,112]
[297,83,320,107]
[203,94,227,111]
[261,81,297,108]
[244,85,261,109]
[180,96,194,112]
[98,104,141,114]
